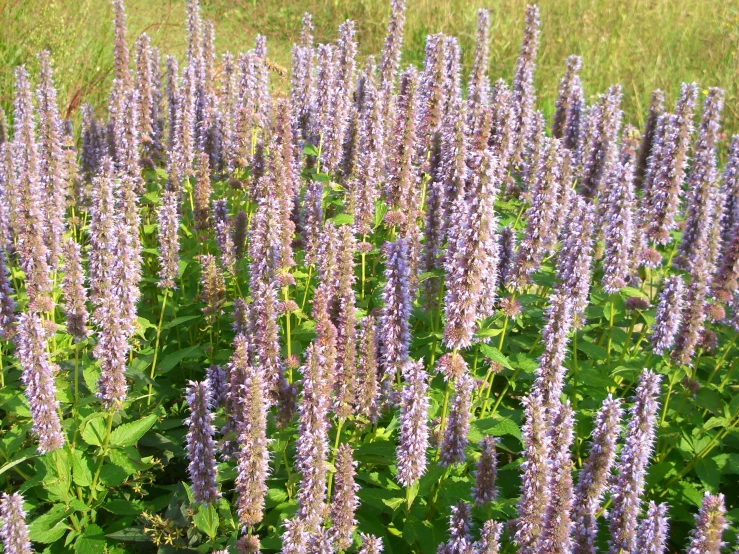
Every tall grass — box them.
[2,0,738,134]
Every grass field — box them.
[2,0,738,134]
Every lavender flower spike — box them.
[379,238,412,385]
[439,371,473,467]
[475,521,503,554]
[650,275,686,355]
[61,237,90,341]
[636,501,669,554]
[539,401,575,554]
[607,370,662,554]
[330,443,359,551]
[0,492,32,554]
[0,249,16,340]
[15,312,65,453]
[235,336,270,528]
[157,190,180,289]
[686,493,727,554]
[185,380,219,504]
[472,436,498,505]
[572,395,623,554]
[359,534,384,554]
[514,393,550,554]
[396,359,430,487]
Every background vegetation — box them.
[2,0,739,133]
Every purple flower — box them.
[510,5,541,171]
[36,51,67,269]
[15,312,65,453]
[235,335,270,528]
[356,315,380,423]
[475,521,502,554]
[514,393,550,554]
[686,493,727,554]
[185,379,219,504]
[608,370,662,554]
[635,90,665,189]
[199,254,225,326]
[0,492,32,554]
[439,371,473,467]
[472,436,498,505]
[439,502,474,554]
[540,401,575,553]
[12,66,53,313]
[396,359,430,487]
[508,138,563,290]
[636,501,669,554]
[359,534,384,554]
[61,238,90,341]
[532,292,575,409]
[678,87,725,271]
[578,85,622,200]
[651,275,686,355]
[294,340,333,532]
[157,190,180,289]
[552,55,584,155]
[466,9,490,135]
[572,395,623,554]
[330,444,359,550]
[379,238,412,385]
[0,249,16,339]
[443,150,500,348]
[643,83,698,244]
[334,226,358,420]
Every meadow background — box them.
[2,0,739,135]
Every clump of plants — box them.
[0,0,738,552]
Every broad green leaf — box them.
[72,450,93,486]
[74,524,107,554]
[330,213,354,226]
[577,341,608,362]
[479,345,514,370]
[157,346,203,374]
[81,416,108,447]
[28,504,69,543]
[620,287,649,299]
[109,414,158,448]
[192,503,219,539]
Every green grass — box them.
[2,0,739,136]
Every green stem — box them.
[301,266,313,313]
[326,418,345,499]
[89,410,115,502]
[147,289,169,406]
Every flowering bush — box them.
[0,0,738,552]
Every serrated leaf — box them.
[620,287,649,299]
[72,449,93,486]
[577,341,608,362]
[28,504,69,543]
[75,524,106,554]
[109,414,157,448]
[81,416,108,447]
[479,345,514,370]
[192,503,219,539]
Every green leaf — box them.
[81,416,108,447]
[330,213,354,226]
[161,315,201,330]
[303,144,319,156]
[72,450,93,486]
[28,504,69,543]
[696,458,721,493]
[75,524,107,554]
[157,346,203,374]
[620,287,649,299]
[577,341,608,362]
[192,503,219,539]
[102,499,145,515]
[109,414,158,448]
[476,328,504,338]
[105,527,150,542]
[82,363,100,395]
[479,345,514,370]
